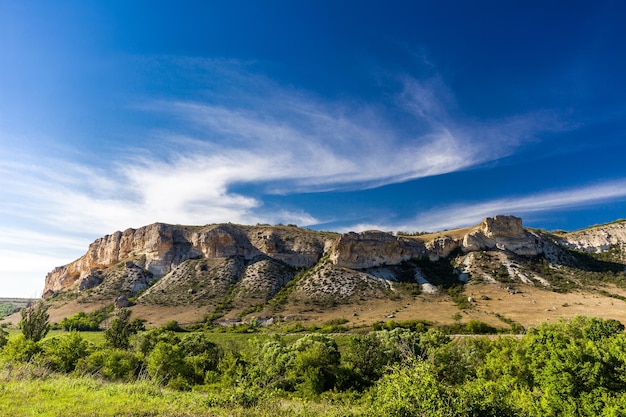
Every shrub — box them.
[104,309,145,349]
[247,336,294,391]
[19,303,50,342]
[339,334,389,390]
[76,348,141,381]
[465,319,498,335]
[146,341,190,384]
[288,334,341,397]
[2,334,41,362]
[179,333,222,383]
[59,311,103,331]
[375,328,425,362]
[366,360,453,417]
[0,326,8,349]
[133,328,180,356]
[163,320,184,332]
[39,332,93,372]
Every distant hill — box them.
[0,298,38,317]
[26,215,626,329]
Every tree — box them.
[0,326,8,348]
[19,302,50,342]
[59,311,104,331]
[179,333,222,384]
[288,334,341,396]
[147,341,189,384]
[40,332,93,372]
[340,334,389,389]
[366,360,452,417]
[104,309,144,349]
[247,336,293,390]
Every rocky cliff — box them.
[329,231,427,269]
[557,220,626,254]
[44,223,335,297]
[462,215,544,256]
[41,215,626,324]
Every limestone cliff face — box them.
[189,225,259,259]
[461,215,543,256]
[44,223,336,296]
[329,230,427,269]
[426,236,461,261]
[43,215,626,300]
[246,227,334,268]
[45,223,184,295]
[558,221,626,253]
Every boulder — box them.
[114,295,131,308]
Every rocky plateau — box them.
[37,215,626,328]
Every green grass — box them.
[0,373,361,417]
[0,375,212,417]
[5,329,107,345]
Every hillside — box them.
[13,215,626,329]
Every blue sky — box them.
[1,1,625,297]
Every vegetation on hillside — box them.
[2,305,626,416]
[0,302,18,318]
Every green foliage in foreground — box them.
[18,302,50,342]
[2,315,626,416]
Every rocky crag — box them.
[42,215,626,325]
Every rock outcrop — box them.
[42,215,626,311]
[329,231,427,269]
[462,215,543,256]
[36,214,626,327]
[558,221,626,254]
[44,223,336,296]
[426,236,461,261]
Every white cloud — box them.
[0,62,568,296]
[344,179,626,233]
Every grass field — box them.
[0,372,359,417]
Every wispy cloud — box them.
[345,179,626,233]
[0,60,569,296]
[3,63,557,235]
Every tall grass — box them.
[0,367,361,417]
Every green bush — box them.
[288,334,341,397]
[179,333,222,383]
[465,319,498,334]
[375,327,426,362]
[0,302,18,317]
[39,332,93,372]
[133,328,180,355]
[365,360,452,417]
[163,320,184,332]
[284,322,306,333]
[104,309,145,350]
[76,348,141,381]
[59,311,103,331]
[339,333,390,390]
[246,336,294,391]
[0,326,8,349]
[2,334,41,362]
[146,341,190,384]
[19,303,50,342]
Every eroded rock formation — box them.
[558,221,626,254]
[329,231,427,269]
[42,215,626,302]
[44,223,336,296]
[462,215,543,256]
